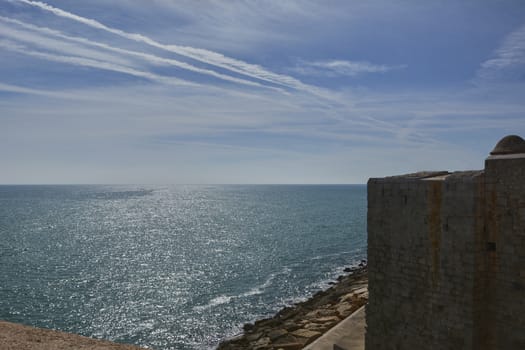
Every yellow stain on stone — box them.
[486,188,500,274]
[428,181,442,287]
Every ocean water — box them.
[0,185,366,349]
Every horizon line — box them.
[0,183,367,186]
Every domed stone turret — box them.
[490,135,525,155]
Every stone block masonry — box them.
[365,135,525,350]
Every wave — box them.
[308,250,357,261]
[200,295,233,310]
[308,258,366,292]
[193,267,291,311]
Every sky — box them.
[1,0,524,184]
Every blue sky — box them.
[1,0,524,184]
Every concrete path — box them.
[303,305,366,350]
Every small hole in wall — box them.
[404,195,407,204]
[486,242,496,252]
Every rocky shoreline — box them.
[217,265,368,350]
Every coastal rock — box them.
[254,318,280,328]
[353,287,368,296]
[282,320,300,332]
[340,293,354,303]
[313,316,341,325]
[305,308,337,319]
[336,302,355,318]
[272,342,304,350]
[276,306,300,320]
[252,336,271,350]
[291,329,322,343]
[246,332,263,342]
[304,322,330,332]
[340,290,367,303]
[267,329,288,341]
[273,334,300,345]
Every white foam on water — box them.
[240,271,275,297]
[193,267,293,311]
[193,294,233,311]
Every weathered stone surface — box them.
[291,328,322,341]
[339,293,355,303]
[252,336,270,350]
[282,320,300,332]
[272,342,303,350]
[336,302,354,318]
[358,291,369,299]
[267,329,288,341]
[272,334,300,345]
[313,315,340,325]
[490,135,525,155]
[276,306,300,321]
[305,308,337,319]
[304,322,330,332]
[245,332,263,342]
[366,142,525,350]
[352,287,368,296]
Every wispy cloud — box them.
[292,59,406,77]
[12,0,322,95]
[2,0,524,184]
[477,23,525,81]
[0,16,276,90]
[0,81,102,100]
[0,39,197,87]
[0,19,135,67]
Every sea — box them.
[0,184,367,350]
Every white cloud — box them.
[13,0,324,95]
[0,39,197,87]
[3,0,524,184]
[2,76,524,184]
[0,20,136,67]
[477,23,525,81]
[0,81,103,100]
[0,16,278,90]
[293,59,406,77]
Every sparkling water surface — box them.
[0,185,366,349]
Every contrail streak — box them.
[0,16,276,90]
[0,39,198,87]
[14,0,317,94]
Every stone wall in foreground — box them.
[365,136,525,350]
[483,154,525,349]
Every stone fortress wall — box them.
[365,135,525,350]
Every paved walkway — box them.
[303,305,366,350]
